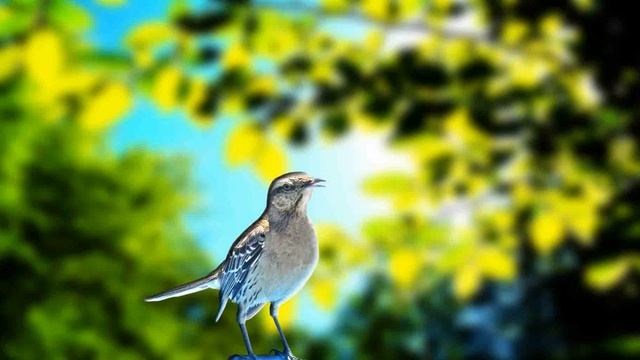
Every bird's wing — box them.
[215,218,269,320]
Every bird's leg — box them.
[230,307,257,360]
[240,322,255,357]
[269,303,298,360]
[236,322,258,360]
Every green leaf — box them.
[49,0,93,33]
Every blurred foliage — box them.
[0,2,275,359]
[2,0,640,359]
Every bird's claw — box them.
[270,349,300,360]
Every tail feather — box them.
[145,272,220,302]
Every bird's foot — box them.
[270,349,300,360]
[229,354,288,360]
[228,355,256,360]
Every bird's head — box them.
[267,171,325,214]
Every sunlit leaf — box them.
[528,211,565,255]
[453,263,481,300]
[566,207,599,245]
[311,278,338,310]
[502,20,529,46]
[79,82,133,131]
[585,257,630,292]
[225,123,263,166]
[152,66,183,110]
[126,22,172,49]
[97,0,127,7]
[508,57,550,89]
[362,173,416,196]
[0,44,21,81]
[255,141,288,181]
[361,0,390,21]
[184,78,214,122]
[389,248,423,289]
[247,75,277,95]
[321,0,350,13]
[221,43,250,70]
[24,29,65,86]
[478,247,516,281]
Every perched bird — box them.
[146,172,325,360]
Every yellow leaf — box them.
[444,39,472,69]
[247,75,276,95]
[362,0,390,21]
[479,247,516,280]
[389,248,423,289]
[512,182,533,207]
[502,20,528,46]
[566,207,598,245]
[311,278,338,310]
[127,22,172,49]
[97,0,126,6]
[572,0,594,12]
[453,264,481,300]
[585,258,630,292]
[153,66,183,110]
[609,136,640,174]
[528,211,564,255]
[24,29,65,86]
[222,43,250,70]
[509,57,549,89]
[432,0,452,11]
[540,13,562,37]
[311,61,335,83]
[397,0,421,19]
[132,49,155,69]
[0,45,20,81]
[364,30,384,53]
[399,134,450,162]
[225,124,263,166]
[362,173,416,196]
[492,210,514,232]
[79,82,132,131]
[184,78,211,122]
[443,108,488,148]
[220,94,245,114]
[255,142,288,181]
[272,116,296,139]
[565,72,601,111]
[58,70,100,94]
[321,0,350,12]
[253,23,299,60]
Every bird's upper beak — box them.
[306,178,326,188]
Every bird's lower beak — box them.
[307,178,326,188]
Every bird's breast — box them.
[256,218,318,302]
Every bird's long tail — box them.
[145,271,221,302]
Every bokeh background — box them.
[1,0,639,359]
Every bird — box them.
[145,172,325,360]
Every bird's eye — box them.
[283,184,292,191]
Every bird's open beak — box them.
[307,178,326,188]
